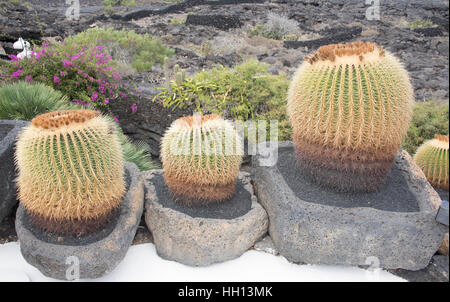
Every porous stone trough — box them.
[0,120,29,222]
[252,141,447,271]
[15,162,144,280]
[143,170,268,266]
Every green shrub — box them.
[154,59,291,140]
[0,81,79,120]
[65,27,174,72]
[3,40,129,114]
[402,100,449,155]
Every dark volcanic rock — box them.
[390,255,449,282]
[284,27,362,50]
[0,120,29,223]
[186,14,243,30]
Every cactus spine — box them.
[15,110,125,236]
[287,41,414,192]
[414,135,449,190]
[161,114,242,204]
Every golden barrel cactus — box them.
[161,114,242,204]
[15,110,125,236]
[288,41,414,192]
[414,135,449,190]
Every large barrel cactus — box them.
[288,41,414,192]
[15,109,125,236]
[414,135,449,190]
[161,114,242,204]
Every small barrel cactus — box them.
[161,114,243,204]
[15,109,125,236]
[414,135,449,190]
[288,41,414,192]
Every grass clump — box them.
[402,100,449,155]
[408,18,436,29]
[154,59,291,141]
[65,27,174,72]
[0,81,79,120]
[249,13,299,40]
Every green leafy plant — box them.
[402,100,449,155]
[65,27,174,72]
[154,59,291,140]
[0,81,79,120]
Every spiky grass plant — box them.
[414,135,449,190]
[288,41,414,192]
[0,81,79,121]
[161,114,243,204]
[15,109,125,237]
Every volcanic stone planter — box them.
[252,141,447,271]
[143,170,268,266]
[0,120,29,222]
[15,162,144,280]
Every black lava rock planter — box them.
[15,162,144,280]
[0,120,29,222]
[252,141,447,271]
[143,170,268,266]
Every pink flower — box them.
[113,116,119,122]
[9,54,19,61]
[12,69,23,79]
[112,72,120,79]
[25,75,33,82]
[91,92,98,102]
[63,60,73,68]
[53,76,60,84]
[60,71,68,77]
[104,98,110,105]
[131,104,138,112]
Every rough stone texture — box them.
[390,255,449,282]
[253,235,279,256]
[252,141,447,270]
[0,120,29,223]
[435,188,449,255]
[186,14,243,30]
[143,169,268,266]
[15,162,144,280]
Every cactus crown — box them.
[305,41,385,65]
[414,134,449,190]
[161,114,242,203]
[16,109,125,236]
[288,41,414,192]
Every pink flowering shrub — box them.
[2,41,137,114]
